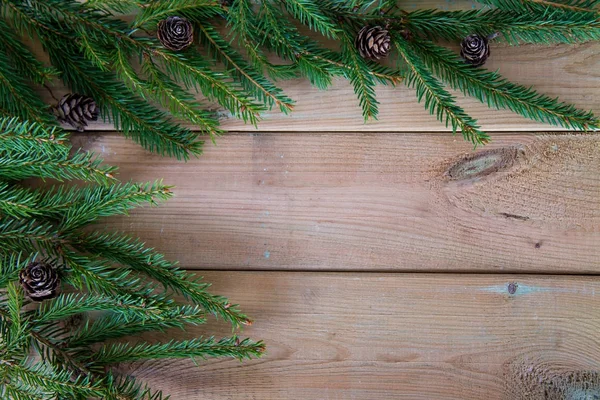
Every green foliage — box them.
[0,0,596,152]
[0,118,263,399]
[395,35,489,145]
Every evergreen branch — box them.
[154,49,265,125]
[0,253,34,289]
[0,49,54,126]
[2,360,105,398]
[280,0,340,38]
[42,39,203,160]
[91,336,265,366]
[405,8,600,44]
[32,293,167,324]
[69,231,252,327]
[60,252,169,305]
[411,38,600,131]
[139,54,220,140]
[66,305,207,348]
[474,0,600,12]
[57,180,172,231]
[0,146,116,184]
[29,330,94,379]
[132,0,221,29]
[84,0,144,14]
[227,0,298,81]
[196,23,295,113]
[109,375,170,400]
[1,381,46,400]
[0,218,62,255]
[0,18,56,85]
[340,29,379,120]
[0,118,69,151]
[395,36,489,145]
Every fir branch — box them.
[57,180,172,231]
[395,36,489,145]
[196,23,295,114]
[227,0,298,81]
[31,293,168,324]
[0,49,54,126]
[132,0,221,29]
[60,252,169,305]
[0,146,116,184]
[340,29,379,120]
[0,253,35,289]
[405,8,600,44]
[140,54,221,140]
[410,38,600,131]
[474,0,600,12]
[91,336,265,366]
[0,218,62,255]
[66,305,207,348]
[2,360,105,398]
[43,38,203,160]
[280,0,340,39]
[69,231,252,327]
[0,18,56,85]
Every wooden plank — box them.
[77,132,600,273]
[36,1,600,132]
[120,271,600,400]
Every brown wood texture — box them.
[78,132,600,273]
[58,1,600,397]
[121,272,600,400]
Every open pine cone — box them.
[54,93,99,132]
[355,26,391,60]
[19,261,59,301]
[157,16,194,52]
[460,34,490,67]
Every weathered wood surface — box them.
[78,132,600,273]
[122,272,600,400]
[58,1,600,397]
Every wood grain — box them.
[121,271,600,400]
[77,132,600,273]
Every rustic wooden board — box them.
[121,272,600,400]
[77,132,600,273]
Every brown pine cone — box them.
[53,93,99,132]
[19,261,60,301]
[157,16,194,52]
[355,26,391,61]
[460,34,490,67]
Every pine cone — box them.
[355,26,391,60]
[54,94,99,132]
[19,262,59,301]
[460,34,490,67]
[157,16,194,52]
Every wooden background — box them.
[71,1,600,398]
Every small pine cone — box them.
[54,94,99,132]
[355,26,391,61]
[19,262,60,301]
[460,34,490,67]
[157,16,194,52]
[220,0,233,6]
